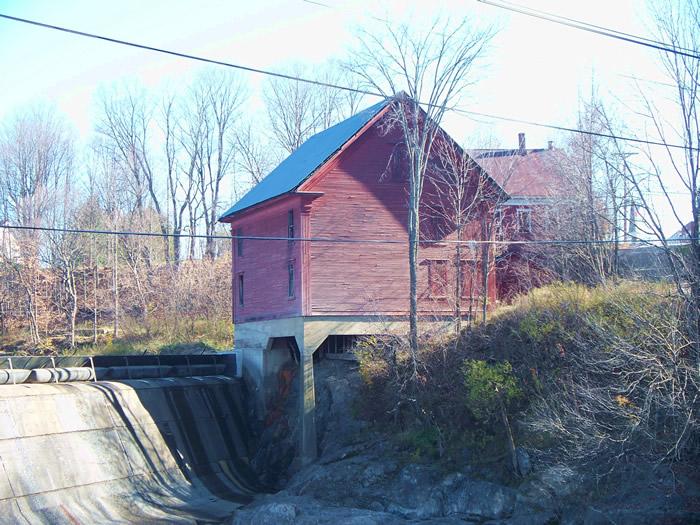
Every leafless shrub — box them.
[524,293,699,471]
[357,282,699,476]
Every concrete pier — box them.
[234,316,452,465]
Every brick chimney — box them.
[518,132,526,155]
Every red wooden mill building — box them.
[219,97,565,462]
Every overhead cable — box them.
[453,108,694,150]
[1,223,694,247]
[477,0,700,60]
[0,12,696,152]
[0,13,376,98]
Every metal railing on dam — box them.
[0,354,265,523]
[0,353,239,385]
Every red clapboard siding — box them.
[227,114,498,323]
[302,122,496,316]
[229,196,303,323]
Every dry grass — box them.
[355,280,698,476]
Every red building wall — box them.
[228,116,499,323]
[229,196,304,323]
[495,203,556,301]
[301,122,497,317]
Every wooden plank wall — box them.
[229,196,302,323]
[303,123,496,317]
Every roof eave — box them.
[219,191,325,223]
[219,99,393,223]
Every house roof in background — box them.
[669,221,695,241]
[219,98,391,220]
[472,148,568,199]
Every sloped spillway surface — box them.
[0,376,263,524]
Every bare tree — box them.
[263,64,364,155]
[183,71,245,259]
[89,138,130,337]
[558,91,636,284]
[97,86,172,264]
[73,189,104,345]
[347,18,495,364]
[424,139,498,330]
[46,230,82,348]
[0,108,72,229]
[235,123,279,186]
[601,1,700,346]
[0,107,74,345]
[264,65,334,154]
[161,93,196,266]
[648,1,700,346]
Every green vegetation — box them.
[462,360,521,422]
[356,280,699,477]
[396,427,442,462]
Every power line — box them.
[477,0,700,60]
[0,11,696,152]
[453,108,695,151]
[1,223,694,247]
[301,0,333,8]
[494,0,695,54]
[0,12,378,99]
[618,73,677,90]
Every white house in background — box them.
[0,221,20,263]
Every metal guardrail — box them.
[0,352,238,385]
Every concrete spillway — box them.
[0,376,262,524]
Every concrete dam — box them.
[0,355,263,524]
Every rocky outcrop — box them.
[233,358,700,524]
[279,442,557,523]
[230,495,401,525]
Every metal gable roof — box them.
[219,98,390,220]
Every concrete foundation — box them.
[235,315,453,465]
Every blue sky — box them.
[0,0,690,233]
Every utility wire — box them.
[1,223,694,247]
[302,0,333,8]
[618,73,678,90]
[486,0,696,53]
[0,12,696,152]
[453,108,695,151]
[478,0,700,60]
[0,12,377,98]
